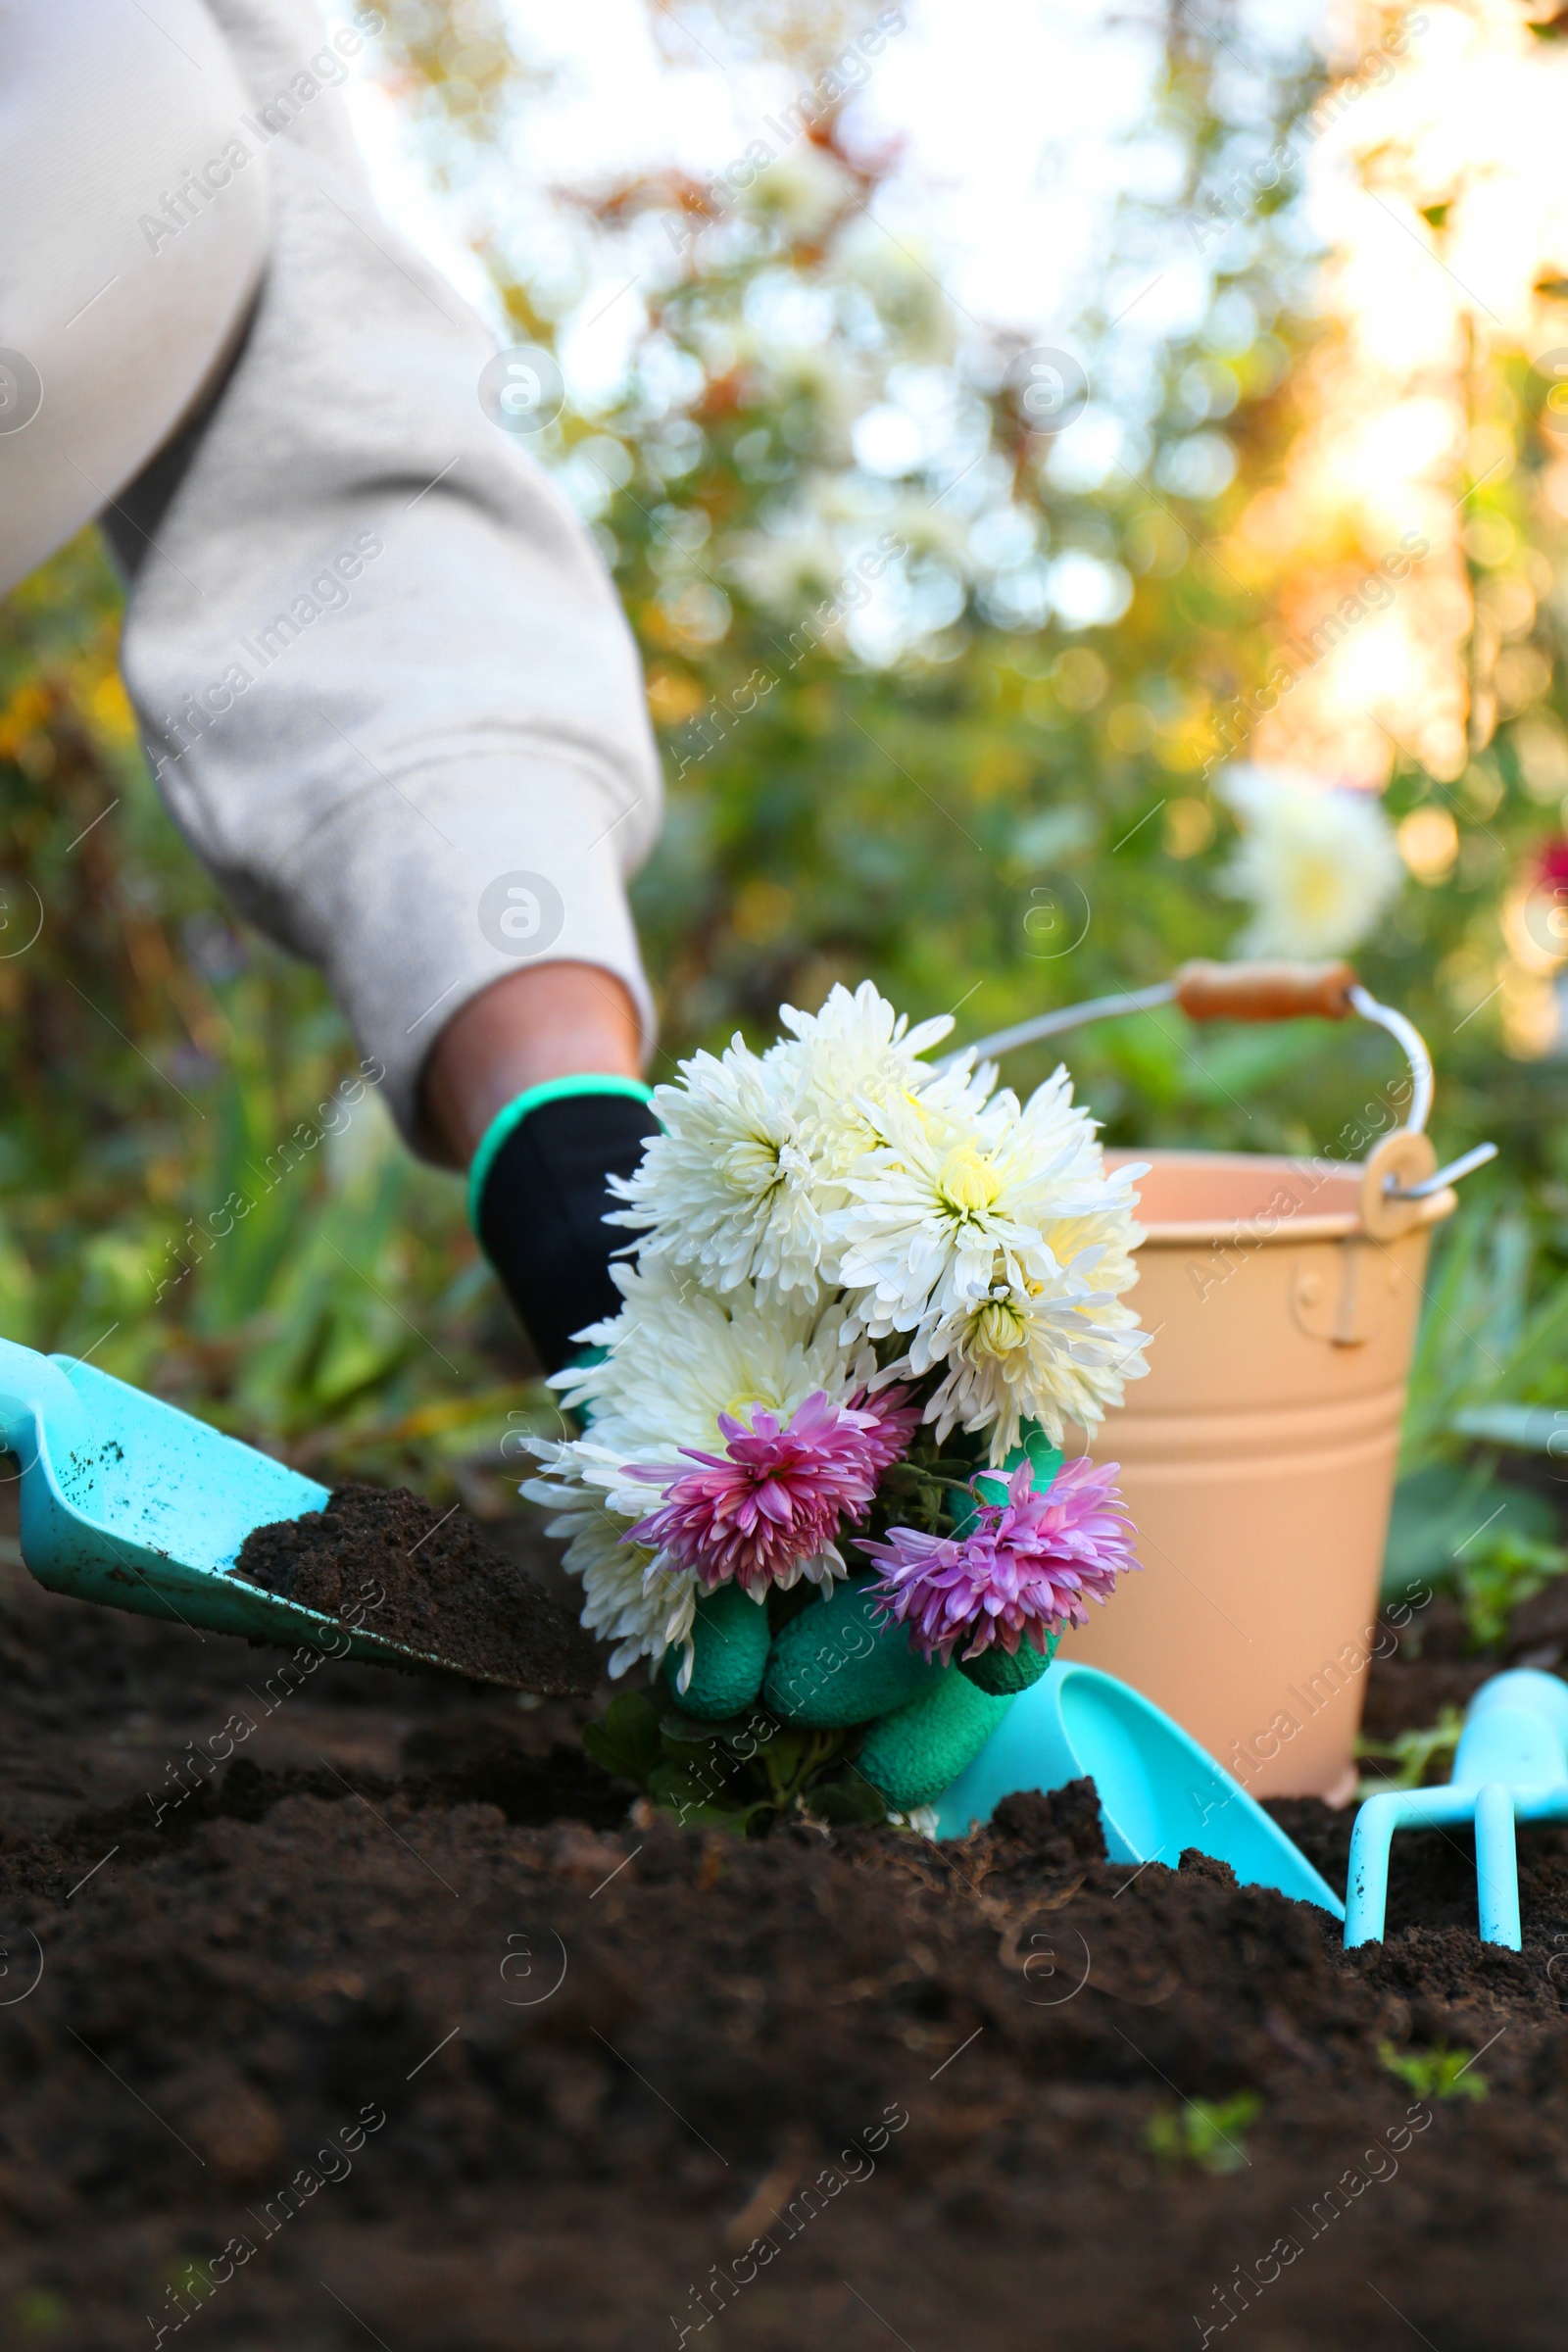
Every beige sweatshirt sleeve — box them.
[113,0,662,1150]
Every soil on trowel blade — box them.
[231,1482,597,1694]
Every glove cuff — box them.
[466,1073,654,1233]
[470,1079,658,1375]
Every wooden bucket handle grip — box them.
[1173,959,1359,1024]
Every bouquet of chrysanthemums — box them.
[526,984,1150,1821]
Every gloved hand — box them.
[469,1078,658,1375]
[659,1427,1063,1814]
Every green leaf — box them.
[582,1690,664,1786]
[803,1772,887,1828]
[645,1756,773,1833]
[1382,1461,1499,1598]
[646,1756,729,1814]
[1455,1528,1568,1650]
[658,1706,738,1743]
[1145,2091,1261,2174]
[1450,1404,1568,1450]
[1378,2040,1488,2102]
[1356,1706,1464,1795]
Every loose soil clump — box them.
[231,1482,598,1694]
[0,1506,1564,2347]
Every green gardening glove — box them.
[766,1573,1028,1812]
[658,1426,1064,1814]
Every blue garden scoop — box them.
[933,1656,1345,1918]
[0,1336,500,1680]
[1345,1668,1568,1950]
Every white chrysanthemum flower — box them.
[1219,764,1402,958]
[775,976,954,1093]
[607,1036,823,1305]
[830,1066,1123,1340]
[828,1070,1149,1460]
[527,1261,870,1679]
[912,1219,1149,1464]
[521,1444,698,1679]
[554,1256,867,1476]
[771,979,962,1200]
[611,985,968,1306]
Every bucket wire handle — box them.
[952,959,1495,1202]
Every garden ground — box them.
[0,1494,1561,2351]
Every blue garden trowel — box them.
[933,1656,1344,1919]
[0,1336,502,1681]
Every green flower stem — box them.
[762,1728,842,1814]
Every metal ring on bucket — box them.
[1359,1131,1443,1242]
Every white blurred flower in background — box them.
[1219,764,1403,958]
[833,217,957,365]
[884,489,972,569]
[727,517,848,612]
[744,146,855,240]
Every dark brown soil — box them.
[0,1497,1565,2348]
[231,1483,598,1695]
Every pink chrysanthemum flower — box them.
[862,1457,1137,1665]
[624,1387,920,1596]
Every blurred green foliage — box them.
[1378,2040,1488,2103]
[1145,2089,1262,2174]
[0,545,546,1491]
[5,0,1568,1519]
[1357,1705,1465,1797]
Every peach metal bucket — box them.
[959,961,1494,1803]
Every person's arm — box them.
[421,964,642,1170]
[110,0,662,1158]
[107,0,663,1366]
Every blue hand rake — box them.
[0,1335,507,1681]
[1345,1668,1568,1949]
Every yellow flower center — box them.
[968,1297,1028,1357]
[719,1391,775,1429]
[719,1133,783,1197]
[938,1143,1002,1220]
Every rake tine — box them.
[1344,1791,1402,1948]
[1344,1783,1484,1946]
[1474,1783,1521,1949]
